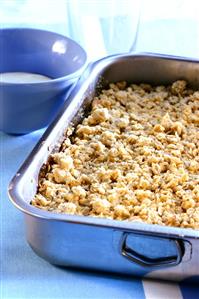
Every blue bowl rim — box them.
[0,27,88,85]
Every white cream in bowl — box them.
[0,72,52,83]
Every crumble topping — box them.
[32,80,199,229]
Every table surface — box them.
[1,1,199,298]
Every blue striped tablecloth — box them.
[1,130,199,299]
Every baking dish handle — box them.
[120,233,184,268]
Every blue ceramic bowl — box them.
[0,28,87,134]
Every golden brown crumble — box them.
[32,80,199,229]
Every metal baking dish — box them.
[9,53,199,283]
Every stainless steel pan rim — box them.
[8,52,199,241]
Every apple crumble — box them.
[32,80,199,229]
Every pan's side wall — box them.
[99,55,199,87]
[25,215,199,283]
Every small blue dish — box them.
[0,28,87,135]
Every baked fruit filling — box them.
[32,80,199,229]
